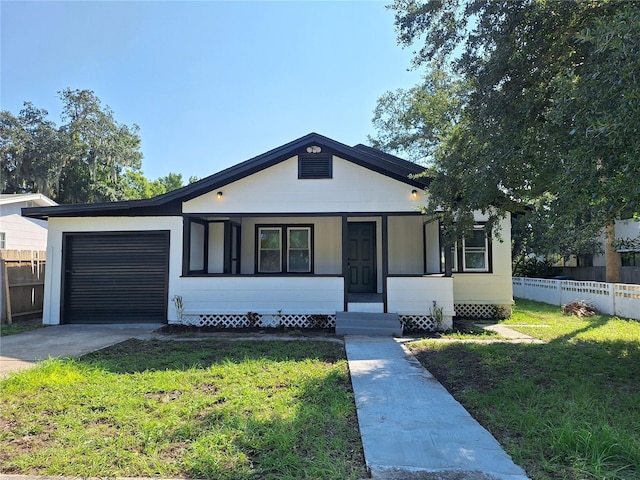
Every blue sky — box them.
[1,1,422,181]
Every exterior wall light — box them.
[217,191,223,199]
[411,189,418,198]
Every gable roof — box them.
[23,132,431,220]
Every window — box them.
[257,225,312,273]
[0,232,5,249]
[298,154,332,179]
[621,252,640,267]
[576,254,594,267]
[288,228,310,272]
[258,228,282,273]
[462,228,489,271]
[440,225,491,273]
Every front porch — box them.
[177,275,455,331]
[176,209,461,330]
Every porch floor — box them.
[348,293,383,303]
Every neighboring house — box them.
[24,133,513,329]
[0,193,57,251]
[551,218,640,284]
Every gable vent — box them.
[298,153,332,179]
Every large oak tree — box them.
[1,89,186,203]
[371,0,640,279]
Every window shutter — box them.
[298,154,332,179]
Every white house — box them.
[24,133,513,331]
[0,193,57,251]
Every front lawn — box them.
[408,299,640,480]
[0,339,366,480]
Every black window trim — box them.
[185,218,241,276]
[187,218,208,275]
[439,221,493,274]
[255,223,315,274]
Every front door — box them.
[348,222,376,293]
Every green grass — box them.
[503,298,640,343]
[408,299,640,480]
[0,339,366,480]
[0,323,46,336]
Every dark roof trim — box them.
[23,132,429,220]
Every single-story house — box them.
[24,133,513,331]
[0,193,57,252]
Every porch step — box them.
[335,312,403,336]
[347,302,384,313]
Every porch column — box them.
[440,220,453,277]
[382,214,388,313]
[341,215,349,311]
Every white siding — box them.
[208,222,225,273]
[0,214,49,251]
[452,215,513,306]
[424,221,441,274]
[387,276,455,316]
[178,277,344,319]
[616,218,640,244]
[388,216,424,274]
[183,155,422,214]
[189,222,205,270]
[43,217,183,325]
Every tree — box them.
[57,89,143,203]
[157,172,184,192]
[372,0,640,277]
[1,89,144,204]
[122,171,185,200]
[0,103,62,197]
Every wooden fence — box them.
[1,250,46,324]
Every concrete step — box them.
[336,312,403,336]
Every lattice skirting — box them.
[181,313,336,329]
[454,303,512,320]
[399,315,437,332]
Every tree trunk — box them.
[605,221,620,284]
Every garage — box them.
[62,231,169,324]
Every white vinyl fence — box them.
[513,277,640,321]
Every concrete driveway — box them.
[0,323,164,377]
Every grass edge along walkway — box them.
[408,298,640,480]
[0,339,367,480]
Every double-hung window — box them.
[440,225,491,273]
[258,226,312,273]
[462,227,489,271]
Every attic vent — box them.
[298,154,332,179]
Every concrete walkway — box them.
[345,336,530,480]
[2,325,531,479]
[0,324,163,377]
[478,324,544,344]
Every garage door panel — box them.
[63,232,169,324]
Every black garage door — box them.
[62,232,169,324]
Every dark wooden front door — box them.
[348,222,376,293]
